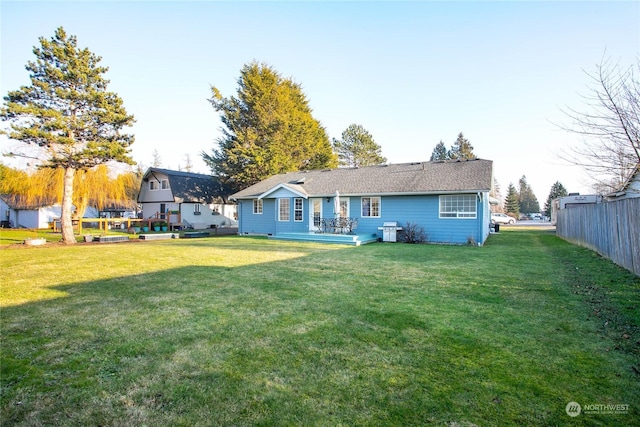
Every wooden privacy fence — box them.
[556,198,640,276]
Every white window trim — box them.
[294,198,304,222]
[278,198,290,222]
[439,194,477,219]
[253,199,263,215]
[194,204,201,213]
[361,196,381,218]
[160,179,169,190]
[149,180,159,191]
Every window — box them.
[161,179,169,190]
[361,197,381,217]
[278,198,290,221]
[194,204,201,215]
[149,180,159,191]
[439,195,477,218]
[294,198,303,221]
[253,199,263,214]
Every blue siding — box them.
[238,196,309,235]
[353,194,490,245]
[238,199,276,235]
[238,192,491,244]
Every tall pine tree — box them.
[543,181,568,217]
[504,183,520,218]
[518,175,540,214]
[429,133,477,161]
[1,27,135,244]
[332,124,386,167]
[449,132,477,160]
[203,62,336,193]
[430,140,449,161]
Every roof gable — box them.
[232,159,493,199]
[259,183,308,199]
[142,168,224,203]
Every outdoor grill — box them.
[378,221,402,242]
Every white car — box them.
[491,213,516,225]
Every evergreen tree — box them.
[183,154,193,172]
[518,175,540,214]
[1,27,135,244]
[490,177,502,207]
[504,183,520,218]
[152,149,163,168]
[203,61,337,193]
[430,140,449,161]
[449,132,477,160]
[543,181,568,217]
[332,124,386,167]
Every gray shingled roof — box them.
[145,168,224,203]
[231,159,493,199]
[0,194,58,210]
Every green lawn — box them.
[1,230,638,426]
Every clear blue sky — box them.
[2,1,639,204]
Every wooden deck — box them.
[268,232,379,246]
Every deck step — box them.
[182,231,210,238]
[95,235,130,243]
[269,232,378,246]
[138,233,179,241]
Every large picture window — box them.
[361,197,381,217]
[278,198,290,221]
[253,199,263,214]
[439,195,476,218]
[294,198,303,221]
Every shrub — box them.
[401,222,426,243]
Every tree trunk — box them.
[61,166,76,244]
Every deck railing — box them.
[316,217,358,234]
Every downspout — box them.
[477,192,483,246]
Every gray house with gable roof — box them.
[231,158,494,245]
[138,168,237,229]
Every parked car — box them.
[491,213,516,225]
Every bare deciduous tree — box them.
[557,55,640,194]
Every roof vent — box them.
[294,177,306,184]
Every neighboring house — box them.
[137,168,237,229]
[605,163,640,201]
[0,195,101,229]
[231,159,494,245]
[0,194,60,229]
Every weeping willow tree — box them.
[1,27,135,243]
[0,164,60,208]
[0,163,140,221]
[73,165,140,218]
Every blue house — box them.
[231,159,494,245]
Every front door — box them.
[310,198,322,232]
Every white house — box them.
[0,195,61,229]
[605,163,640,201]
[0,195,103,229]
[137,168,237,230]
